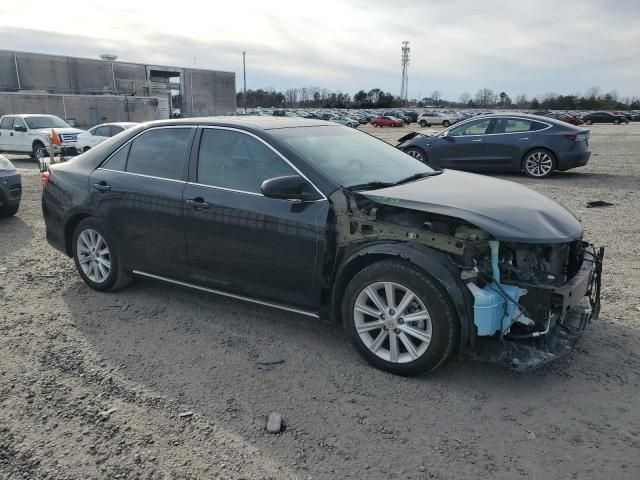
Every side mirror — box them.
[441,130,454,140]
[14,125,27,133]
[261,175,320,201]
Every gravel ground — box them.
[1,123,639,479]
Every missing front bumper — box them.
[473,245,604,372]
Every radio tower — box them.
[400,41,410,105]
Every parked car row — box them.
[0,114,139,160]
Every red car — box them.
[545,112,584,126]
[370,116,404,127]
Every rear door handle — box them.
[93,182,111,192]
[186,197,210,210]
[471,139,483,142]
[518,137,530,141]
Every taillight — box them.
[566,134,588,142]
[565,135,577,142]
[41,171,50,186]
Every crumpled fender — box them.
[331,241,475,353]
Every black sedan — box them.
[0,155,21,217]
[398,114,591,178]
[581,111,629,125]
[42,118,603,375]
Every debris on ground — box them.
[586,200,616,208]
[266,413,283,434]
[255,359,285,370]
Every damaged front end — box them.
[341,186,604,372]
[462,238,604,372]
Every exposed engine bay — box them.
[338,191,604,370]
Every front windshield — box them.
[24,116,70,129]
[272,125,435,188]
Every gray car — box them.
[0,155,21,217]
[398,114,591,178]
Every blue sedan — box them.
[398,114,591,178]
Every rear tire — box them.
[442,120,450,127]
[342,260,458,376]
[585,119,593,125]
[522,149,556,178]
[419,120,427,128]
[83,146,91,152]
[72,218,132,292]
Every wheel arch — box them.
[330,243,474,353]
[64,212,93,256]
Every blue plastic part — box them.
[468,282,523,336]
[468,240,524,336]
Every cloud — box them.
[0,0,639,99]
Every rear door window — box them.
[126,128,192,180]
[102,144,130,171]
[493,119,532,134]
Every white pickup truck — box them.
[0,114,85,159]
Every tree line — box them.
[237,86,640,110]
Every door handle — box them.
[93,182,111,192]
[186,198,210,210]
[471,139,483,142]
[518,137,529,141]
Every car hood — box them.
[361,170,583,243]
[32,127,84,135]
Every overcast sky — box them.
[1,0,638,100]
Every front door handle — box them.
[93,182,111,192]
[471,139,483,142]
[186,197,210,210]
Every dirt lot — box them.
[1,123,639,479]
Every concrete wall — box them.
[0,50,236,116]
[170,69,236,117]
[0,93,161,128]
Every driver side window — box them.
[13,118,26,130]
[449,119,492,136]
[197,129,296,194]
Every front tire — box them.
[72,218,132,292]
[522,149,556,178]
[442,120,450,127]
[32,141,47,161]
[585,119,593,125]
[403,147,428,164]
[419,120,427,127]
[342,260,458,376]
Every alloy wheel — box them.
[77,229,111,283]
[35,145,48,159]
[525,151,554,177]
[406,149,424,162]
[353,281,432,363]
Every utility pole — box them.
[242,51,247,114]
[400,41,410,106]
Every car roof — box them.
[137,116,335,130]
[464,112,571,127]
[93,122,139,128]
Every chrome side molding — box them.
[132,270,320,318]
